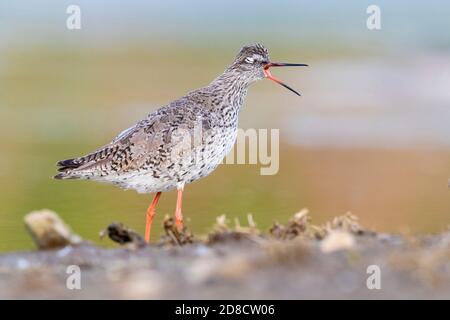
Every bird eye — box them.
[245,57,254,64]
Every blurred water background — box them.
[0,0,449,251]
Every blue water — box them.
[1,1,450,50]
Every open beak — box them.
[263,62,308,96]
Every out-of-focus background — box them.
[1,0,449,252]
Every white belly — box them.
[100,127,238,194]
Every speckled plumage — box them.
[55,44,271,193]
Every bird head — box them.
[231,43,307,96]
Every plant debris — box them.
[270,209,320,240]
[207,214,261,244]
[101,222,146,248]
[158,215,195,246]
[325,212,367,235]
[270,210,369,241]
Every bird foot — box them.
[175,218,184,231]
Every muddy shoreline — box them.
[0,212,449,299]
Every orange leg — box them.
[175,187,184,230]
[145,192,161,243]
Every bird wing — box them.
[55,113,166,178]
[55,97,203,179]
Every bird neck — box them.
[208,68,252,111]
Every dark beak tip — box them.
[265,62,309,69]
[264,62,305,97]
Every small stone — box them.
[320,230,355,254]
[24,209,82,250]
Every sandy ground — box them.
[0,212,449,299]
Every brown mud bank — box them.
[0,210,449,299]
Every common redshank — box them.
[55,44,307,242]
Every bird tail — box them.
[54,145,116,180]
[54,157,86,180]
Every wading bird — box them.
[55,44,307,242]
